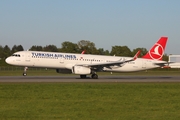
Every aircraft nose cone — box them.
[5,57,11,64]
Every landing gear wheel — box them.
[23,73,27,76]
[91,74,98,79]
[80,75,87,79]
[23,67,28,76]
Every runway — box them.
[0,75,180,82]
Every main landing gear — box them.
[91,74,98,79]
[23,67,28,76]
[80,73,98,79]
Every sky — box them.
[1,0,180,55]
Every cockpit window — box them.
[12,54,21,57]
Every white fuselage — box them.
[5,51,166,73]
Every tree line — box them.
[0,40,168,61]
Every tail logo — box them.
[149,43,164,60]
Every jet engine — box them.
[72,66,91,74]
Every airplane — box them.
[5,37,168,79]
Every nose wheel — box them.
[23,73,27,76]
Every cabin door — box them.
[25,53,31,62]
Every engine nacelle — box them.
[72,66,91,75]
[56,69,72,74]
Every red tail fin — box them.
[81,50,85,54]
[142,37,168,60]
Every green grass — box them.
[0,83,180,120]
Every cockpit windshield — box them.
[11,54,21,57]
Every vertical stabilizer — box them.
[142,37,168,60]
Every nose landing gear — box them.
[23,67,28,76]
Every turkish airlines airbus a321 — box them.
[5,37,168,79]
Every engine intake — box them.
[72,66,91,75]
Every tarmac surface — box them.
[0,75,180,82]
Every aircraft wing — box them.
[76,50,140,67]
